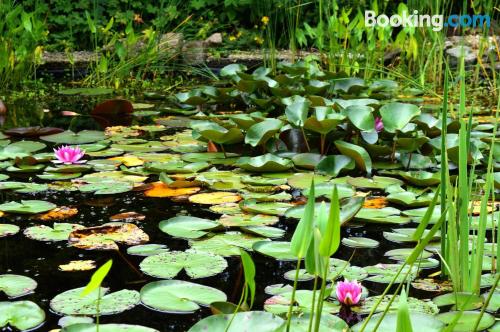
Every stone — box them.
[205,33,223,46]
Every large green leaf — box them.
[41,130,106,144]
[191,121,244,144]
[0,275,37,298]
[189,231,268,256]
[140,280,226,313]
[380,102,421,133]
[159,216,220,239]
[315,155,355,177]
[351,312,443,332]
[0,200,56,214]
[304,107,345,135]
[188,311,285,332]
[62,324,159,332]
[50,287,140,316]
[346,105,375,131]
[0,224,19,237]
[24,223,84,242]
[236,154,293,172]
[0,301,45,330]
[285,97,311,127]
[335,140,372,174]
[245,119,283,147]
[253,241,296,261]
[139,250,227,279]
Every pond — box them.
[0,61,498,332]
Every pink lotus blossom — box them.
[375,117,384,133]
[53,145,86,164]
[336,279,362,306]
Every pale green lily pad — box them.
[50,287,140,316]
[0,224,20,237]
[79,181,134,195]
[62,323,159,332]
[41,130,106,144]
[346,176,404,189]
[236,154,293,172]
[0,275,37,298]
[24,223,84,242]
[351,312,443,332]
[287,173,330,189]
[159,216,220,239]
[342,237,379,248]
[432,292,483,310]
[140,280,226,313]
[0,301,45,330]
[437,311,495,332]
[0,200,57,214]
[139,250,227,279]
[218,213,279,227]
[253,241,296,261]
[353,295,439,315]
[241,225,285,238]
[240,200,294,216]
[188,311,285,332]
[127,244,169,256]
[189,231,268,256]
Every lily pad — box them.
[436,311,495,332]
[140,280,226,313]
[159,216,220,239]
[0,200,57,214]
[351,312,443,332]
[189,192,242,205]
[139,250,227,279]
[41,130,106,144]
[189,231,268,256]
[0,301,45,330]
[236,154,293,172]
[50,287,140,316]
[24,223,84,242]
[342,237,379,248]
[188,311,285,332]
[127,244,169,256]
[0,275,37,298]
[335,140,372,174]
[433,292,483,310]
[0,224,19,237]
[68,223,149,250]
[253,241,296,261]
[62,323,159,332]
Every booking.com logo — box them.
[365,10,491,31]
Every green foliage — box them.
[0,2,47,88]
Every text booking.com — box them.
[365,10,491,31]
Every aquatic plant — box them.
[336,280,362,306]
[53,146,86,164]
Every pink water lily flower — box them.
[336,279,362,306]
[53,145,86,164]
[374,117,384,133]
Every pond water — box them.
[0,82,497,332]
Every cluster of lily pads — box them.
[0,60,499,331]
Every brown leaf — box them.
[68,223,149,250]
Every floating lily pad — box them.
[127,244,169,256]
[24,223,84,242]
[351,312,443,332]
[79,181,134,195]
[140,280,227,313]
[240,200,294,216]
[253,241,296,261]
[433,292,483,310]
[144,182,201,198]
[0,224,19,237]
[189,231,268,256]
[189,192,242,205]
[342,237,379,248]
[0,200,56,214]
[0,275,37,298]
[353,294,439,315]
[41,130,106,144]
[62,323,159,332]
[159,216,219,239]
[68,223,149,250]
[140,250,227,279]
[188,311,285,332]
[236,154,293,172]
[436,311,495,332]
[50,287,140,316]
[218,213,279,227]
[58,260,96,272]
[0,301,45,330]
